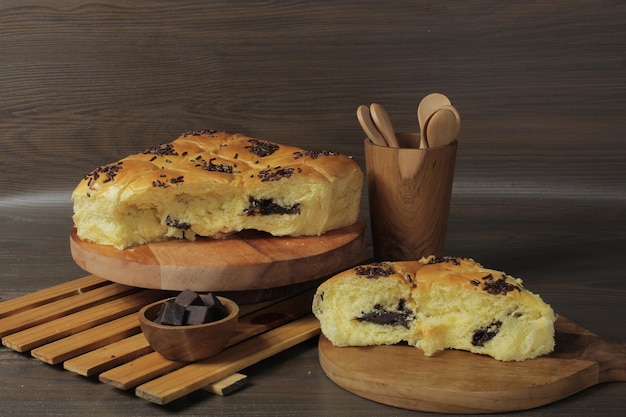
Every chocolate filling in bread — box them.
[165,216,191,230]
[356,299,415,329]
[472,320,503,347]
[244,197,301,216]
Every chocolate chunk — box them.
[202,293,228,321]
[153,290,230,326]
[154,300,186,326]
[355,300,414,329]
[472,320,502,347]
[185,305,212,325]
[244,196,301,216]
[174,289,203,309]
[165,216,191,230]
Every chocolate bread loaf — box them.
[72,130,363,249]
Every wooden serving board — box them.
[319,318,626,414]
[70,218,366,292]
[0,276,322,405]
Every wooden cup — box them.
[364,133,457,261]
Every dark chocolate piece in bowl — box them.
[202,293,229,321]
[153,289,230,326]
[185,305,212,325]
[154,300,186,326]
[174,289,203,309]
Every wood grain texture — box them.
[1,1,625,416]
[365,135,456,260]
[135,315,320,405]
[69,219,366,291]
[319,317,626,414]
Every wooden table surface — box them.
[1,1,625,415]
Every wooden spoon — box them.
[369,103,400,148]
[438,104,461,139]
[417,93,451,148]
[424,106,459,148]
[356,105,387,147]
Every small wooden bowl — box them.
[138,296,239,362]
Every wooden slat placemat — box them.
[0,276,322,404]
[98,289,316,390]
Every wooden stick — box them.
[135,315,320,405]
[228,289,315,345]
[64,333,152,377]
[0,275,108,319]
[31,314,140,365]
[202,373,248,396]
[100,351,183,389]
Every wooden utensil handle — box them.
[595,338,626,383]
[556,316,626,382]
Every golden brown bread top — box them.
[319,256,541,304]
[72,130,361,199]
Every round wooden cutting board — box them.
[318,315,623,414]
[70,218,367,293]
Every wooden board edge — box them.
[317,334,601,414]
[69,219,367,292]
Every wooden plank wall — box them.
[1,0,625,286]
